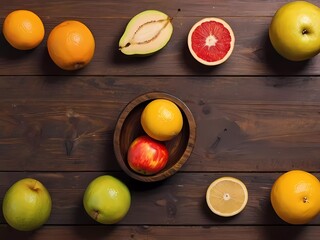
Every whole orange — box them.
[141,99,183,141]
[3,10,45,50]
[271,170,320,224]
[47,20,95,71]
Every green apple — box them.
[269,1,320,61]
[83,175,131,224]
[2,178,52,231]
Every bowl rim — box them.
[113,91,196,182]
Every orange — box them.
[47,20,95,71]
[3,10,45,50]
[271,170,320,224]
[141,99,183,141]
[206,177,248,217]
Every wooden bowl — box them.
[113,92,196,182]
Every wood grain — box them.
[1,0,320,239]
[1,225,320,240]
[0,0,297,17]
[0,76,319,172]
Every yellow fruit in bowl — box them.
[141,99,183,141]
[47,20,95,71]
[3,10,45,50]
[271,170,320,224]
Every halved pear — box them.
[119,10,173,55]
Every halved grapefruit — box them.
[187,18,235,66]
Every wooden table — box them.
[1,1,320,239]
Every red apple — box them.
[127,135,169,175]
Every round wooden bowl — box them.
[113,92,196,182]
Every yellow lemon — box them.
[141,99,183,141]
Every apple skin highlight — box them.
[128,135,169,175]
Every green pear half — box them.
[119,10,173,55]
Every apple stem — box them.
[30,180,40,192]
[302,29,308,35]
[93,210,100,220]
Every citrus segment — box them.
[271,170,320,224]
[141,99,183,141]
[47,20,95,71]
[3,10,45,50]
[188,18,235,66]
[206,177,248,217]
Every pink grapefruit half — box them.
[188,18,235,66]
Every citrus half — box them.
[141,99,183,141]
[3,10,45,50]
[187,17,235,66]
[271,170,320,224]
[206,176,248,217]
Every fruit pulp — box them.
[191,20,232,62]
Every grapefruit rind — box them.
[206,176,248,217]
[187,17,235,66]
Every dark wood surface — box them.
[1,1,320,239]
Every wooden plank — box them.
[0,76,319,171]
[1,76,320,102]
[0,172,320,225]
[1,225,320,240]
[1,0,319,239]
[1,17,320,76]
[0,0,295,17]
